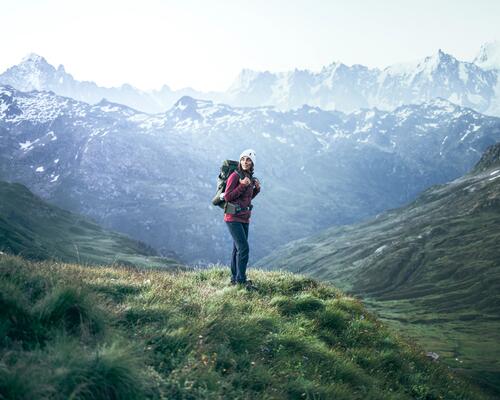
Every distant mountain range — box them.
[256,143,500,393]
[227,48,500,116]
[1,42,500,115]
[0,53,219,114]
[0,180,181,268]
[1,85,499,263]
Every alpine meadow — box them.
[1,2,500,399]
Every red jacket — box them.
[224,171,260,223]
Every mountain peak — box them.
[21,53,48,64]
[427,97,456,107]
[174,96,198,110]
[473,40,500,70]
[0,53,58,92]
[411,50,459,79]
[228,68,276,92]
[320,61,347,74]
[168,96,209,120]
[426,49,455,65]
[96,98,121,107]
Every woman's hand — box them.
[240,177,251,186]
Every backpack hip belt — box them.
[224,202,253,215]
[236,205,253,213]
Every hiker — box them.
[223,149,260,288]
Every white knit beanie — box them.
[239,149,256,165]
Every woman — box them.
[223,149,260,288]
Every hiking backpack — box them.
[211,160,243,209]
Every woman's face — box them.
[240,156,253,171]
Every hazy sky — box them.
[1,0,499,91]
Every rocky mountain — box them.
[2,47,500,116]
[1,85,500,264]
[0,54,218,113]
[0,180,181,268]
[474,41,500,71]
[227,50,500,116]
[256,143,500,393]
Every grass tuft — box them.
[34,286,106,337]
[0,281,38,345]
[270,293,325,315]
[58,341,152,400]
[0,356,54,400]
[315,307,349,332]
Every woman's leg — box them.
[230,242,237,283]
[226,222,250,283]
[240,223,250,281]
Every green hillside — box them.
[0,181,180,268]
[256,143,500,394]
[0,253,492,399]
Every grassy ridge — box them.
[0,181,180,268]
[0,254,491,399]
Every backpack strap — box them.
[235,170,244,180]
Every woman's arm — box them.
[224,172,246,202]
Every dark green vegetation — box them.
[257,143,500,395]
[0,181,180,268]
[0,254,492,399]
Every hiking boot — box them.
[244,280,258,291]
[230,280,237,286]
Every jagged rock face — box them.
[473,142,500,172]
[1,86,500,263]
[2,49,500,116]
[0,54,219,114]
[0,54,68,92]
[227,50,500,116]
[474,41,500,71]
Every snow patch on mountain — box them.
[20,140,36,151]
